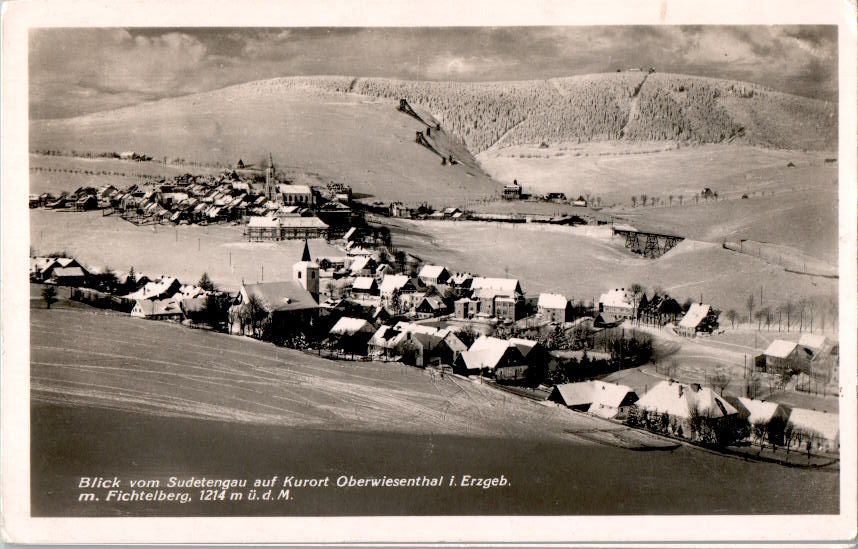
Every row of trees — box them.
[625,406,749,447]
[738,292,838,333]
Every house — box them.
[503,181,522,200]
[125,277,182,301]
[30,257,60,281]
[393,322,467,364]
[349,256,377,277]
[328,317,376,354]
[637,293,683,325]
[418,265,450,287]
[656,296,684,325]
[787,408,839,453]
[50,266,88,287]
[374,263,394,282]
[454,297,480,319]
[245,215,329,241]
[598,288,635,319]
[414,295,448,318]
[246,216,282,241]
[316,200,354,232]
[677,303,714,337]
[762,339,806,374]
[454,335,525,377]
[179,296,209,319]
[379,274,420,304]
[368,325,406,358]
[548,381,639,419]
[798,334,828,359]
[726,396,789,445]
[131,298,184,321]
[634,380,738,440]
[390,203,415,218]
[351,276,379,296]
[449,272,473,290]
[500,338,548,381]
[538,293,569,323]
[470,277,523,320]
[279,216,329,240]
[75,195,99,211]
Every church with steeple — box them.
[292,239,319,302]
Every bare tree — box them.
[710,371,730,396]
[630,283,644,322]
[725,309,738,329]
[783,423,798,460]
[783,300,795,332]
[631,196,637,207]
[243,294,267,337]
[752,419,768,454]
[746,293,755,326]
[754,308,765,331]
[794,299,805,332]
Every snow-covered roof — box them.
[471,277,520,294]
[329,317,374,335]
[368,326,405,349]
[392,321,449,338]
[379,274,412,294]
[788,408,839,441]
[538,293,567,309]
[418,265,448,280]
[52,266,86,278]
[352,276,377,290]
[240,281,317,312]
[736,397,788,425]
[636,380,737,420]
[349,256,373,274]
[764,339,798,359]
[248,216,280,228]
[552,381,638,411]
[679,303,711,329]
[134,297,182,317]
[798,334,827,353]
[278,184,312,195]
[459,336,511,371]
[599,288,633,309]
[30,257,58,273]
[508,337,539,358]
[279,216,328,229]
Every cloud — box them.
[28,26,839,119]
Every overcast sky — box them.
[30,26,837,119]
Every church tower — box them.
[265,152,276,202]
[293,241,319,302]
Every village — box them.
[30,151,840,465]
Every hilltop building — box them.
[503,180,522,200]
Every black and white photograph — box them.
[2,0,856,545]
